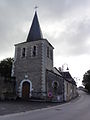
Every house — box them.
[60,71,77,101]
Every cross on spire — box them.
[34,6,38,12]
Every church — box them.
[11,11,77,102]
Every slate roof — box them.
[60,71,76,85]
[27,11,43,42]
[53,67,62,76]
[60,72,72,79]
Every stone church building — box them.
[11,11,77,102]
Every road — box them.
[0,90,90,120]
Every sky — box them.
[0,0,90,86]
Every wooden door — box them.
[22,82,30,99]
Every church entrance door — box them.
[22,81,30,99]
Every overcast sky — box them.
[0,0,90,86]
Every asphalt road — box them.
[0,100,60,115]
[0,90,90,120]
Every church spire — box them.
[27,11,43,42]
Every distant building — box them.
[11,11,77,102]
[60,71,77,101]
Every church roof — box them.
[27,11,43,42]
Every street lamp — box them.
[61,63,69,72]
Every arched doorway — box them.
[18,79,33,99]
[22,81,30,99]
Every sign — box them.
[48,92,52,98]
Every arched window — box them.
[50,49,53,60]
[31,45,37,57]
[33,46,36,56]
[47,47,49,58]
[52,81,59,90]
[22,48,26,58]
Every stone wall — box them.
[64,80,77,101]
[0,76,16,100]
[13,39,54,99]
[46,70,64,102]
[14,41,43,98]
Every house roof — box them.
[60,72,72,79]
[26,11,43,42]
[60,71,76,85]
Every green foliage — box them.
[0,58,13,78]
[83,70,90,92]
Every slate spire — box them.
[27,11,43,42]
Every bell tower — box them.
[12,11,54,99]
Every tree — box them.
[82,70,90,92]
[0,58,13,78]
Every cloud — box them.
[55,17,90,56]
[0,0,90,58]
[1,0,90,84]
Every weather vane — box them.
[34,5,38,12]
